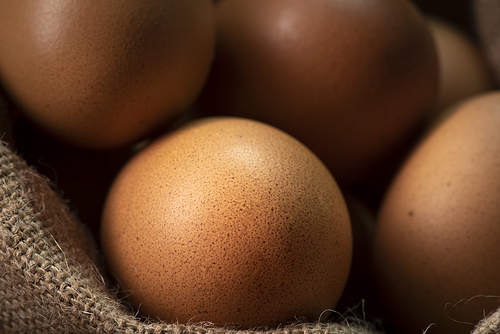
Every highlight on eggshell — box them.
[100,116,353,329]
[198,0,439,186]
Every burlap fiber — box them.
[0,137,382,334]
[473,308,500,334]
[467,1,500,332]
[1,140,499,334]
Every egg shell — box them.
[372,91,500,334]
[427,16,495,114]
[100,117,353,329]
[199,0,438,185]
[0,0,216,149]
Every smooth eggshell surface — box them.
[199,0,438,185]
[0,0,215,149]
[372,91,500,334]
[474,0,500,86]
[427,16,494,114]
[101,117,353,329]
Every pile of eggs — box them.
[1,0,499,333]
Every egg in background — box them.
[199,0,438,186]
[101,117,353,329]
[372,91,500,334]
[0,0,216,150]
[346,14,495,214]
[427,16,495,115]
[474,0,500,87]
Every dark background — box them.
[411,0,475,36]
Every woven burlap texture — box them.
[0,140,380,334]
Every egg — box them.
[474,0,500,86]
[198,0,438,185]
[336,192,379,315]
[353,16,496,210]
[372,91,500,334]
[0,0,216,149]
[427,16,495,114]
[100,117,353,329]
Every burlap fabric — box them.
[2,4,500,327]
[0,135,382,334]
[1,133,500,334]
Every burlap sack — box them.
[0,135,383,334]
[0,53,499,334]
[2,130,500,334]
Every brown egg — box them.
[0,0,215,149]
[372,91,500,334]
[427,16,495,114]
[474,0,500,86]
[13,118,134,241]
[199,0,438,185]
[100,117,352,329]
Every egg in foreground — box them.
[101,117,353,329]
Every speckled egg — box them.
[0,0,216,149]
[100,117,353,329]
[372,91,500,334]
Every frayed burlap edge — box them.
[473,308,500,334]
[0,140,380,334]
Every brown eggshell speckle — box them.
[0,0,215,149]
[101,117,353,329]
[372,92,500,334]
[199,0,438,185]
